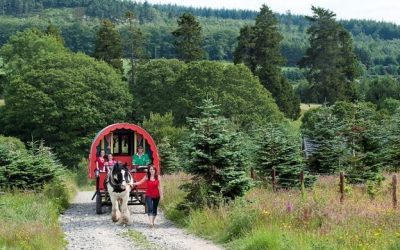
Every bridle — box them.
[107,164,133,193]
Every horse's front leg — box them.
[111,195,120,222]
[119,191,131,225]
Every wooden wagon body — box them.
[88,123,160,214]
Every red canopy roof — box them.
[88,123,159,178]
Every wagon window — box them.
[111,131,132,155]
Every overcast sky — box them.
[140,0,400,24]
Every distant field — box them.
[0,99,4,107]
[300,103,321,113]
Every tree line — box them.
[1,0,400,75]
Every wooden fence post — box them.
[300,171,304,187]
[393,174,397,209]
[272,168,276,191]
[340,172,344,204]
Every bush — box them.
[0,140,64,190]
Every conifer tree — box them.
[172,13,204,62]
[234,5,300,119]
[299,6,360,104]
[386,110,400,171]
[93,19,123,72]
[124,11,147,91]
[158,137,180,174]
[256,124,315,188]
[301,102,384,183]
[233,25,256,73]
[181,99,251,208]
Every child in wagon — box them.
[104,154,116,172]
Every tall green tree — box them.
[158,137,180,174]
[172,13,204,62]
[0,29,132,165]
[234,5,300,119]
[299,6,361,104]
[124,11,147,91]
[93,19,123,72]
[181,99,251,208]
[233,25,256,72]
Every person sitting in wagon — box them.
[104,153,116,172]
[132,145,151,171]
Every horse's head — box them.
[110,163,132,191]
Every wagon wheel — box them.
[96,192,103,214]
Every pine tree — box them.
[386,110,400,171]
[234,5,300,119]
[299,6,360,104]
[124,11,147,91]
[181,99,251,208]
[256,124,315,188]
[233,25,256,73]
[301,102,384,183]
[93,19,123,72]
[158,137,180,174]
[172,13,204,62]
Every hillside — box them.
[0,0,400,76]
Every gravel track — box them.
[61,191,223,250]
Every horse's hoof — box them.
[120,216,130,225]
[112,215,119,222]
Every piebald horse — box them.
[106,163,133,224]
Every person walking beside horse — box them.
[131,165,163,228]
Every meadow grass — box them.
[0,193,66,249]
[291,103,321,130]
[162,173,400,250]
[0,172,77,249]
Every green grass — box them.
[162,173,400,250]
[0,99,4,107]
[123,229,158,250]
[291,103,321,129]
[0,193,66,249]
[0,171,77,250]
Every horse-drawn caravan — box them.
[88,123,160,216]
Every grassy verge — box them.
[123,229,158,250]
[0,172,77,249]
[0,193,66,249]
[162,173,400,250]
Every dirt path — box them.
[61,191,223,250]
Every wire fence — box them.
[251,168,398,209]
